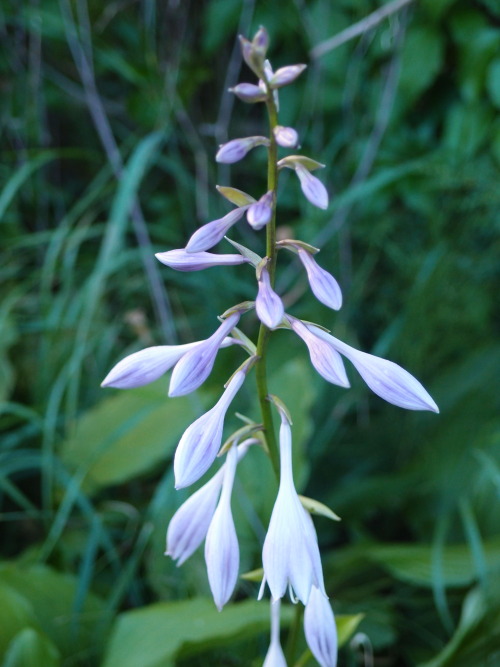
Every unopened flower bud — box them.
[252,26,269,56]
[247,191,273,230]
[274,125,299,148]
[216,136,269,164]
[295,163,329,210]
[229,83,266,103]
[239,35,265,77]
[269,64,307,89]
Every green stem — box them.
[255,87,280,479]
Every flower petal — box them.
[174,370,246,488]
[256,267,284,329]
[169,312,240,397]
[304,586,338,667]
[295,163,328,210]
[101,342,199,389]
[309,326,439,412]
[297,249,342,310]
[185,207,247,253]
[155,249,249,271]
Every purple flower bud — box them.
[304,586,338,667]
[308,326,440,412]
[166,442,251,566]
[288,317,349,388]
[205,444,239,610]
[169,312,240,397]
[247,191,273,230]
[273,125,299,148]
[297,248,342,310]
[239,35,265,77]
[174,370,246,488]
[259,410,326,604]
[185,207,247,253]
[101,342,201,389]
[216,136,269,164]
[155,248,250,271]
[256,266,284,329]
[229,83,267,103]
[252,26,269,55]
[263,601,287,667]
[295,163,329,210]
[269,64,307,88]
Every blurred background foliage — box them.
[1,0,499,664]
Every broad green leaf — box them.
[398,26,443,109]
[0,564,106,662]
[486,58,500,108]
[102,598,290,667]
[3,628,60,667]
[337,613,364,647]
[60,383,202,492]
[443,103,493,158]
[366,540,500,588]
[0,582,38,658]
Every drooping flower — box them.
[155,248,250,271]
[185,207,248,253]
[229,82,267,103]
[297,248,342,310]
[101,342,201,389]
[274,125,299,148]
[304,585,338,667]
[269,64,307,88]
[169,312,240,397]
[166,441,252,566]
[263,600,287,667]
[205,444,240,610]
[256,265,284,329]
[174,369,246,488]
[247,191,273,230]
[288,317,349,388]
[216,136,269,164]
[294,163,329,210]
[260,409,326,605]
[308,325,439,412]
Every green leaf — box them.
[0,564,106,662]
[443,102,493,158]
[486,58,500,109]
[398,26,443,109]
[3,628,60,667]
[365,540,500,588]
[216,185,255,206]
[102,598,288,667]
[0,582,38,658]
[60,383,203,493]
[337,613,364,648]
[299,495,341,521]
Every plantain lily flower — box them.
[297,248,342,310]
[155,248,250,271]
[263,600,287,667]
[174,369,246,489]
[185,207,248,253]
[216,136,269,164]
[294,163,329,210]
[205,444,240,610]
[260,409,326,605]
[304,585,338,667]
[169,312,240,397]
[256,265,284,329]
[308,325,439,412]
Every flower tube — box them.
[205,444,240,610]
[174,369,246,488]
[256,265,284,329]
[169,312,240,397]
[155,249,250,271]
[260,408,326,605]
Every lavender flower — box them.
[297,248,342,310]
[260,409,326,605]
[216,136,269,164]
[229,82,267,103]
[304,585,338,667]
[263,600,287,667]
[155,249,250,271]
[308,325,439,412]
[205,444,240,610]
[269,64,307,88]
[167,441,252,566]
[174,369,246,488]
[247,191,273,230]
[288,317,349,388]
[169,312,240,397]
[101,342,201,389]
[256,265,284,329]
[295,163,329,210]
[274,125,299,148]
[185,207,248,253]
